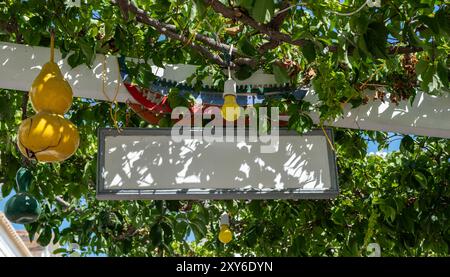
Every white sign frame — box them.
[96,128,339,200]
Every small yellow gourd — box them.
[29,61,73,115]
[29,34,73,115]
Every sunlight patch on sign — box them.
[97,128,338,199]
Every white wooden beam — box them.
[0,42,131,103]
[304,90,450,138]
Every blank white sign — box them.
[97,128,338,199]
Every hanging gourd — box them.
[17,31,79,163]
[4,167,41,224]
[17,112,79,162]
[29,61,73,114]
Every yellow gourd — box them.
[29,34,72,115]
[18,32,80,163]
[17,112,80,162]
[29,61,73,114]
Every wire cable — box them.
[331,0,369,16]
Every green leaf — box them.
[420,61,445,94]
[174,220,188,241]
[152,54,164,68]
[190,221,206,241]
[25,222,40,242]
[378,201,396,222]
[153,0,171,13]
[350,14,369,34]
[400,135,414,153]
[53,248,68,255]
[364,22,388,59]
[160,221,173,243]
[428,74,443,93]
[22,30,41,45]
[435,8,450,36]
[419,15,440,35]
[301,40,316,63]
[416,59,429,75]
[1,182,13,197]
[243,225,258,248]
[236,0,254,11]
[158,117,171,127]
[150,224,163,246]
[288,113,313,134]
[405,23,421,46]
[235,65,253,80]
[37,226,52,246]
[272,63,290,84]
[251,0,274,23]
[237,37,257,56]
[331,207,345,226]
[67,51,83,68]
[436,61,449,89]
[413,171,428,188]
[357,35,371,57]
[194,0,207,17]
[78,39,96,66]
[419,62,435,92]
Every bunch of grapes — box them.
[388,54,418,105]
[402,53,418,77]
[301,67,316,85]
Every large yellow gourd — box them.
[17,112,79,162]
[29,61,73,114]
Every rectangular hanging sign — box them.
[96,128,338,200]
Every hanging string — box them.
[50,30,55,63]
[101,55,122,132]
[321,124,335,152]
[182,19,204,48]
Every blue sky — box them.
[367,133,401,153]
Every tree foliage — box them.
[1,0,448,121]
[0,0,449,256]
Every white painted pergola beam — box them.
[1,42,449,138]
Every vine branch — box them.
[110,0,425,69]
[112,0,257,68]
[204,0,309,47]
[205,0,424,55]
